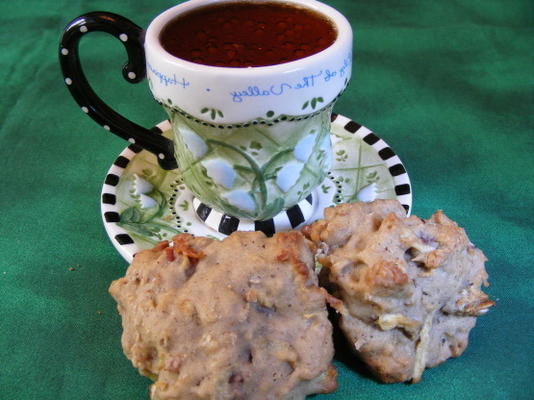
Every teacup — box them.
[60,0,352,220]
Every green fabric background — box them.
[1,0,532,399]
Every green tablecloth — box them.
[1,1,532,399]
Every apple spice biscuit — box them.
[304,200,494,383]
[110,231,336,399]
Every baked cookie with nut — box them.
[109,231,336,399]
[304,200,494,383]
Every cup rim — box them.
[145,0,352,74]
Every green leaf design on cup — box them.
[165,101,334,219]
[200,107,224,120]
[260,197,285,219]
[250,141,263,150]
[206,138,267,210]
[302,97,324,110]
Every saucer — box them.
[101,114,412,262]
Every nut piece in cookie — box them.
[109,231,336,400]
[304,200,494,383]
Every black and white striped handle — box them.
[59,11,177,170]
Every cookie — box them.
[304,200,494,383]
[109,231,336,399]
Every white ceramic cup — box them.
[60,0,353,220]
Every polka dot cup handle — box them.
[59,12,177,170]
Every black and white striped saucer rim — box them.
[100,142,150,262]
[192,193,315,237]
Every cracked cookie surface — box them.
[109,231,336,399]
[304,200,494,383]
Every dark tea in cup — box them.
[159,1,337,67]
